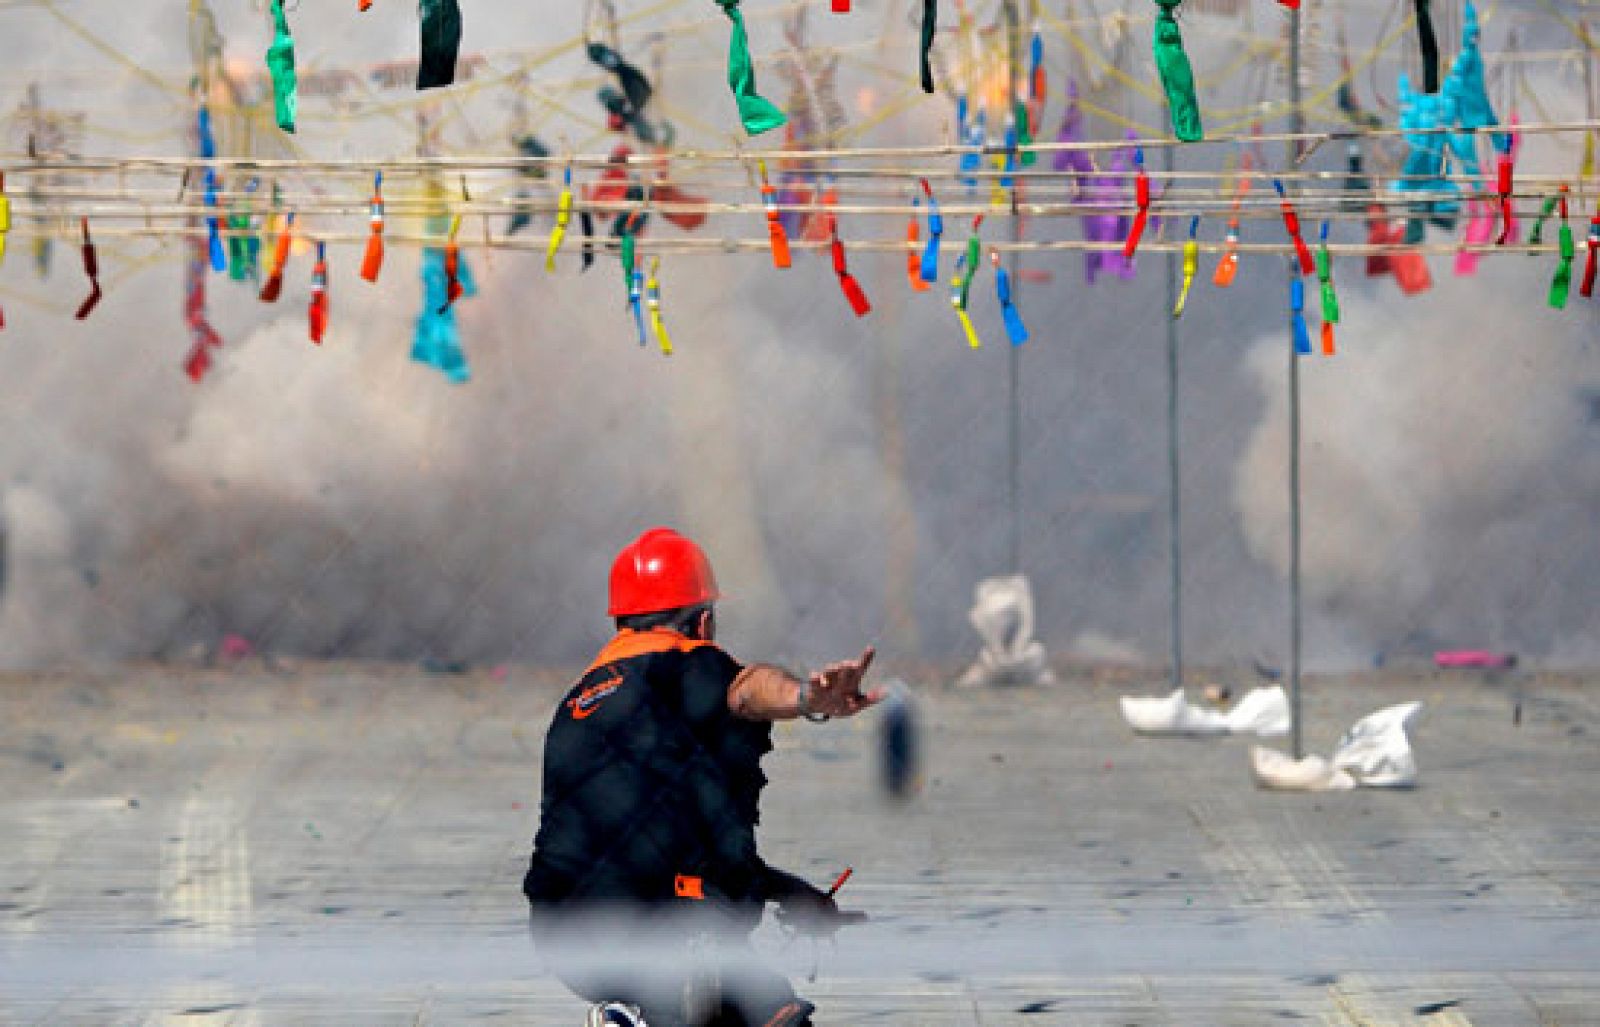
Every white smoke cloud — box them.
[1234,256,1600,663]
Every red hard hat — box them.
[607,527,721,617]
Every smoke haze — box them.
[0,1,1595,670]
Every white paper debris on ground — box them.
[955,574,1055,688]
[1330,700,1423,786]
[1251,701,1424,792]
[1119,685,1291,737]
[1222,685,1292,736]
[1249,747,1357,791]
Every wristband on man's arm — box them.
[796,676,830,722]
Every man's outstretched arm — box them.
[727,646,882,721]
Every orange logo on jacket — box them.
[567,672,623,720]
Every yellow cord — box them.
[956,307,981,350]
[646,257,673,356]
[1174,239,1198,318]
[546,187,572,272]
[951,270,981,349]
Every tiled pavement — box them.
[3,661,1597,1024]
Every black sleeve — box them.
[676,645,744,738]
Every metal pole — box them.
[1004,0,1023,576]
[1165,141,1183,692]
[1288,5,1305,760]
[1008,309,1021,574]
[1585,22,1595,139]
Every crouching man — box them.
[524,528,880,1026]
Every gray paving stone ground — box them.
[2,660,1597,1024]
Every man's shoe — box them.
[584,1001,647,1027]
[763,999,816,1027]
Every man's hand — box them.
[803,646,883,719]
[773,882,853,937]
[774,884,868,937]
[765,867,868,937]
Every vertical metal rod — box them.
[1005,0,1023,576]
[1584,21,1595,162]
[1288,280,1303,759]
[1009,319,1021,573]
[1288,5,1305,760]
[1164,141,1183,692]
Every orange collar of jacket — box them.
[584,627,715,676]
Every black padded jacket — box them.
[523,629,778,916]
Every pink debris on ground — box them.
[219,634,256,660]
[1434,650,1516,669]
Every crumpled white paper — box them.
[1251,701,1424,791]
[1249,747,1357,791]
[955,574,1055,688]
[1119,685,1291,737]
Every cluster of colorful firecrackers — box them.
[415,243,476,382]
[6,0,1597,376]
[1390,3,1503,239]
[1054,89,1138,285]
[184,103,227,378]
[1273,182,1340,357]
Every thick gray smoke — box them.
[1235,256,1600,666]
[1233,74,1600,667]
[0,1,1594,670]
